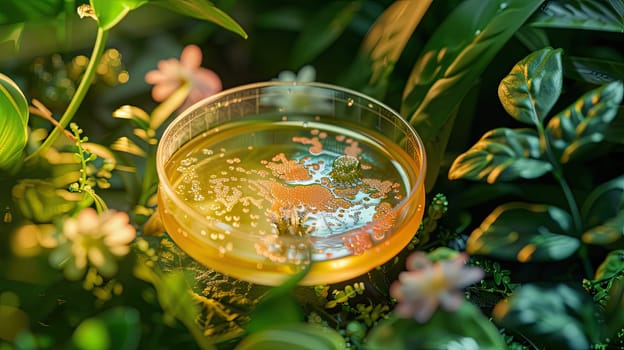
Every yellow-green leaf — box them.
[448,128,552,183]
[498,47,563,125]
[545,80,623,163]
[0,73,28,174]
[90,0,147,30]
[151,0,247,39]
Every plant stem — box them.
[25,27,109,162]
[535,122,591,276]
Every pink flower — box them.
[145,44,222,110]
[390,251,484,323]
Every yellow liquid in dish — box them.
[159,119,425,285]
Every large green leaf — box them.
[337,0,431,102]
[581,210,624,247]
[290,1,362,68]
[0,73,29,174]
[467,202,580,262]
[545,80,623,163]
[90,0,147,30]
[605,107,624,144]
[498,47,563,125]
[448,128,552,183]
[565,56,624,85]
[582,175,624,228]
[527,0,624,32]
[402,0,544,119]
[151,0,247,39]
[401,0,545,190]
[0,0,64,25]
[513,26,550,51]
[494,284,597,349]
[361,0,431,87]
[365,302,506,350]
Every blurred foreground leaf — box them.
[494,284,598,349]
[366,302,506,350]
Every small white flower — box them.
[390,252,484,323]
[50,208,136,280]
[261,65,333,114]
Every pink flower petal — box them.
[194,68,222,92]
[180,44,203,69]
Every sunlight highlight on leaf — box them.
[0,73,29,173]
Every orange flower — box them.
[145,44,222,110]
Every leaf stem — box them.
[25,27,109,162]
[536,122,591,276]
[535,123,582,233]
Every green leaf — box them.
[134,263,216,349]
[0,0,64,25]
[90,0,147,30]
[245,263,309,333]
[545,80,623,163]
[0,73,28,174]
[0,23,24,49]
[513,26,551,51]
[582,174,624,228]
[595,249,624,280]
[12,179,89,223]
[467,202,579,262]
[73,308,141,350]
[581,210,624,246]
[401,0,545,190]
[151,0,247,39]
[494,284,597,349]
[366,302,507,350]
[527,0,624,32]
[449,128,552,183]
[235,324,345,350]
[586,252,624,339]
[605,107,624,143]
[498,47,563,125]
[361,0,432,87]
[290,1,362,68]
[565,56,624,85]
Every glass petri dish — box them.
[156,82,426,286]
